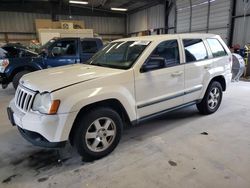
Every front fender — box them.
[52,84,136,141]
[54,85,136,120]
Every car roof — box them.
[114,33,219,42]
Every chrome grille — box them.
[15,86,36,112]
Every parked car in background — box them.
[7,34,232,160]
[0,37,103,89]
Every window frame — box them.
[49,39,78,57]
[206,38,228,58]
[182,38,209,64]
[140,39,182,73]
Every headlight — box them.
[0,59,9,73]
[32,92,60,114]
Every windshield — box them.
[87,41,150,69]
[38,39,56,53]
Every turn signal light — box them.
[49,100,60,114]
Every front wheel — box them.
[73,107,123,161]
[196,81,223,115]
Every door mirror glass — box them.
[141,56,165,72]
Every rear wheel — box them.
[196,81,223,115]
[12,70,30,89]
[73,107,123,161]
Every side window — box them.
[151,40,180,66]
[183,39,208,63]
[81,41,98,53]
[207,38,227,57]
[51,40,76,56]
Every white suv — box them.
[7,34,232,160]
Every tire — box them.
[196,81,223,115]
[12,70,30,89]
[73,107,123,161]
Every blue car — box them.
[0,37,103,89]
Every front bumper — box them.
[18,127,66,148]
[8,99,78,146]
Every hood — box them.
[20,64,124,92]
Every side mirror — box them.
[140,56,165,72]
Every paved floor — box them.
[0,82,250,188]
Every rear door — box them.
[182,38,213,103]
[45,38,79,67]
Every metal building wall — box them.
[58,15,125,35]
[176,0,190,33]
[128,4,165,34]
[232,0,250,47]
[0,11,50,42]
[176,0,232,44]
[0,11,126,42]
[0,11,50,33]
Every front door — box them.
[46,39,79,67]
[135,39,185,118]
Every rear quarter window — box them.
[207,38,227,58]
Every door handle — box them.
[171,71,183,77]
[204,64,212,69]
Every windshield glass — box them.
[87,41,150,69]
[38,39,56,53]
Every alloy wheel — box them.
[208,87,220,109]
[85,117,116,152]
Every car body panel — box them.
[8,33,232,144]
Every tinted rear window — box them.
[207,38,227,57]
[183,39,208,63]
[81,41,98,53]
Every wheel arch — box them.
[210,75,226,91]
[69,98,131,145]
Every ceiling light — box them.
[111,7,128,11]
[69,0,88,5]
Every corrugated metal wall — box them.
[0,11,50,33]
[58,15,125,35]
[232,0,250,47]
[176,0,232,44]
[0,11,125,42]
[176,0,190,33]
[128,4,165,34]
